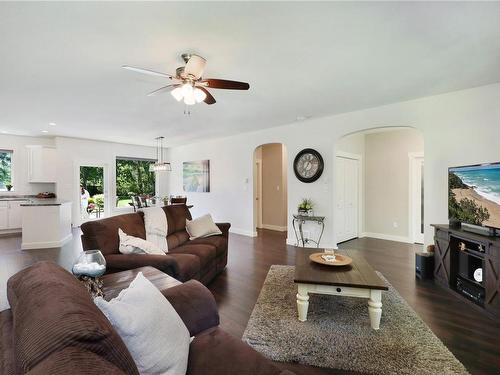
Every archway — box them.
[253,143,288,237]
[334,127,424,245]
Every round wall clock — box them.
[293,148,324,183]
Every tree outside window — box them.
[0,150,13,191]
[116,157,155,207]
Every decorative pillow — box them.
[186,214,222,240]
[118,228,165,255]
[94,272,190,375]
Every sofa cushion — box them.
[167,230,190,250]
[6,262,138,374]
[164,205,192,235]
[169,244,216,269]
[26,347,125,375]
[118,228,165,255]
[81,213,146,256]
[169,253,201,282]
[187,328,283,375]
[189,235,228,257]
[185,214,222,240]
[0,310,15,375]
[95,272,190,375]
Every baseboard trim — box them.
[229,228,257,237]
[360,232,411,244]
[261,224,287,232]
[21,233,73,250]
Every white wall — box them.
[0,134,55,195]
[166,82,500,247]
[55,137,165,225]
[364,129,424,240]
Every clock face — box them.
[293,148,324,183]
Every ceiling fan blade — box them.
[202,79,249,90]
[122,65,173,79]
[184,55,206,79]
[198,87,216,105]
[146,84,179,96]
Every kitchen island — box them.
[20,199,72,250]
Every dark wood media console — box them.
[432,224,500,321]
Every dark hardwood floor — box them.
[1,228,499,374]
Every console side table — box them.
[292,214,325,248]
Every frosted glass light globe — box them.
[182,83,194,97]
[171,87,183,101]
[194,88,207,103]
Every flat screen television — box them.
[449,163,500,231]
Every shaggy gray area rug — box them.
[243,265,469,375]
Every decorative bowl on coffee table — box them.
[309,252,353,266]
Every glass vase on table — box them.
[72,250,107,297]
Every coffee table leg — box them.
[296,285,309,322]
[368,290,382,330]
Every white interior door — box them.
[412,157,424,244]
[335,156,359,243]
[335,157,346,242]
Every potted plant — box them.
[5,183,12,191]
[298,198,314,216]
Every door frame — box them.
[254,158,263,232]
[74,161,110,227]
[408,152,424,244]
[335,151,363,244]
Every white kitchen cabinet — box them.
[27,145,57,183]
[0,203,8,230]
[8,201,23,229]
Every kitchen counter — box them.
[0,196,67,206]
[20,199,70,206]
[21,201,72,250]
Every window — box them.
[116,157,156,207]
[0,150,13,191]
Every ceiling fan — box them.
[122,53,250,106]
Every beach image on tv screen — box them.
[449,164,500,229]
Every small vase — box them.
[72,250,106,278]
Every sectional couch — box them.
[0,261,294,374]
[80,204,229,285]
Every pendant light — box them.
[150,136,171,172]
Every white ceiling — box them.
[1,1,500,147]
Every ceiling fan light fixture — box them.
[171,87,183,101]
[194,88,207,103]
[181,83,194,96]
[184,95,196,106]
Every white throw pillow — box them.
[94,272,190,375]
[118,228,166,255]
[186,214,222,240]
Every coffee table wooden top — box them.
[102,266,181,301]
[294,249,388,290]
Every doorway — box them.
[253,144,287,235]
[77,163,109,225]
[335,127,424,246]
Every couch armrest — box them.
[216,222,231,238]
[105,254,180,279]
[161,280,219,336]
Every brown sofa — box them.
[0,262,294,374]
[80,204,230,285]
